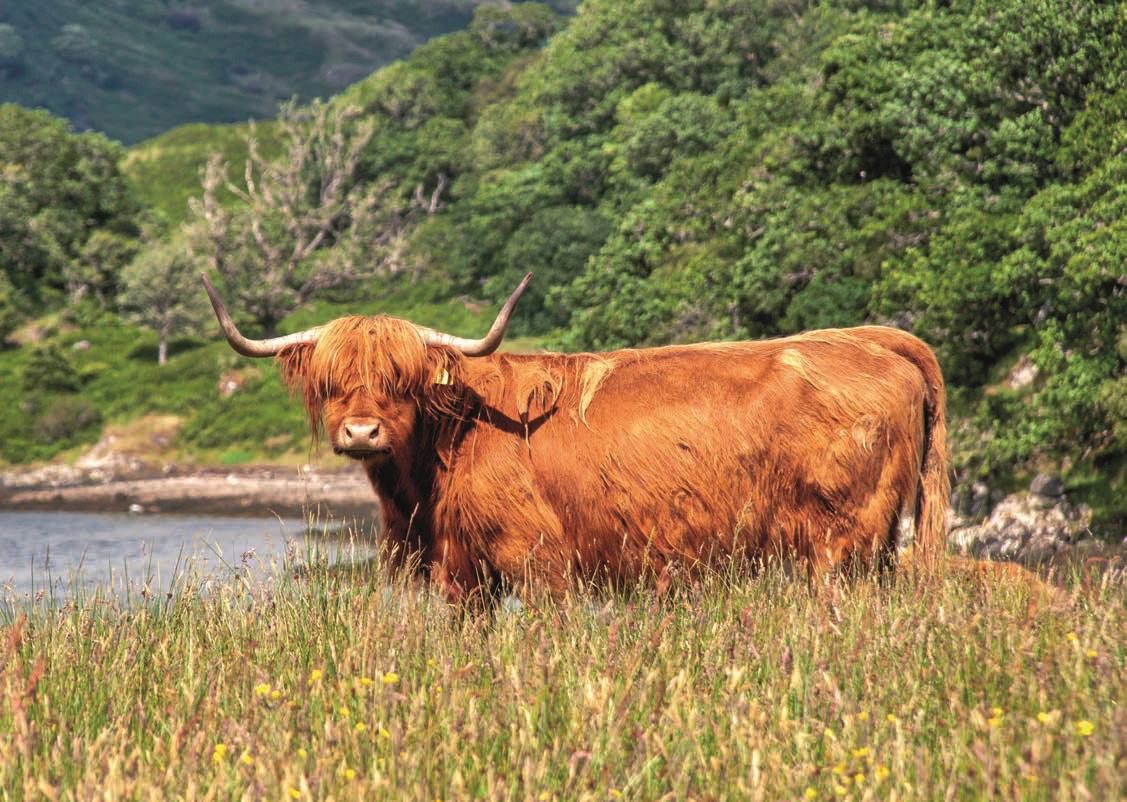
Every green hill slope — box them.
[0,0,572,144]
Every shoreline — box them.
[0,462,377,521]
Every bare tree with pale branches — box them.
[189,99,444,336]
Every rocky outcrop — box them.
[948,474,1093,565]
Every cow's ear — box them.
[276,343,314,393]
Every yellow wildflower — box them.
[354,722,367,734]
[1086,649,1097,658]
[379,726,392,740]
[288,788,301,800]
[360,676,374,688]
[382,671,400,685]
[240,753,253,766]
[308,668,323,685]
[427,658,439,668]
[852,747,871,760]
[338,706,351,719]
[804,789,817,800]
[856,711,868,722]
[211,743,228,764]
[539,794,550,802]
[991,707,1003,717]
[271,689,281,700]
[254,683,272,697]
[1074,720,1095,737]
[1037,711,1053,725]
[344,767,357,781]
[886,714,898,724]
[833,784,847,796]
[854,773,865,785]
[832,763,846,776]
[609,790,623,800]
[988,714,1003,728]
[297,748,308,759]
[1066,632,1078,643]
[876,765,890,782]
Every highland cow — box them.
[203,273,949,602]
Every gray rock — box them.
[1030,473,1065,498]
[948,491,1091,566]
[949,481,993,533]
[1004,355,1038,389]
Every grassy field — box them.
[0,548,1122,801]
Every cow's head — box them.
[201,274,532,466]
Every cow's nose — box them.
[342,422,379,446]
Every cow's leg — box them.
[427,532,496,608]
[486,496,571,598]
[819,439,922,577]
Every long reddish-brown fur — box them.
[277,317,955,602]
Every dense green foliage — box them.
[1,1,1123,524]
[0,105,139,311]
[0,1,571,144]
[330,0,1126,498]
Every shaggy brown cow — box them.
[203,274,950,602]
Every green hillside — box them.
[1,1,1124,528]
[0,1,574,144]
[123,122,275,226]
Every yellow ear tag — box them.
[434,367,452,386]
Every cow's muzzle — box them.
[333,421,391,459]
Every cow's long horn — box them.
[201,274,324,357]
[416,272,533,356]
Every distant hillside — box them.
[123,121,268,226]
[0,0,572,144]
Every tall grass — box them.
[1,550,1123,800]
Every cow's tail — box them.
[889,333,950,572]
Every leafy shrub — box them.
[22,344,80,394]
[0,271,21,341]
[32,396,102,443]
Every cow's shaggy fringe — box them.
[278,316,470,434]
